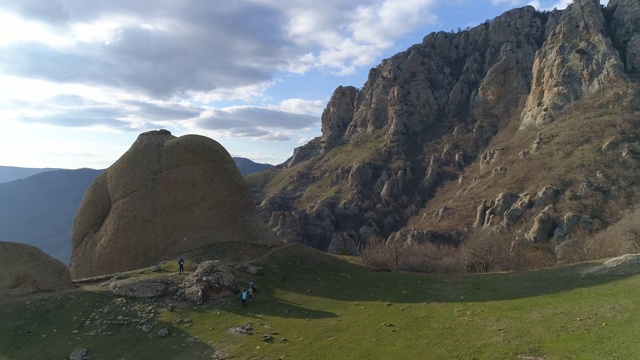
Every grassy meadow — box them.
[1,244,639,359]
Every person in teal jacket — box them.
[241,289,248,307]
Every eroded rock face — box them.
[327,232,359,255]
[321,86,358,152]
[526,205,556,242]
[0,241,72,295]
[70,130,279,279]
[609,0,640,73]
[520,0,625,128]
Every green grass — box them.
[2,244,640,359]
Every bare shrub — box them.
[522,243,556,269]
[558,228,622,264]
[607,207,640,254]
[359,239,464,273]
[627,227,640,253]
[560,206,640,259]
[359,239,403,272]
[462,230,512,273]
[397,242,464,273]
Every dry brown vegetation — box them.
[560,206,640,263]
[414,99,640,234]
[362,205,640,274]
[359,239,464,273]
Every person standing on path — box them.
[241,289,248,307]
[178,257,185,274]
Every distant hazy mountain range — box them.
[0,166,63,183]
[0,158,272,184]
[232,157,273,176]
[0,168,102,263]
[0,157,272,263]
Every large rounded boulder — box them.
[69,130,279,279]
[0,241,72,295]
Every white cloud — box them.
[0,10,71,47]
[491,0,572,11]
[527,0,572,10]
[0,0,477,168]
[269,99,326,116]
[0,0,439,145]
[182,99,325,156]
[0,0,439,97]
[491,0,523,6]
[351,0,437,48]
[188,105,320,141]
[296,137,313,145]
[250,0,438,74]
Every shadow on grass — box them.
[252,243,638,305]
[192,290,339,320]
[0,291,216,360]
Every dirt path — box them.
[0,283,108,305]
[246,242,298,264]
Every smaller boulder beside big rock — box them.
[0,241,72,296]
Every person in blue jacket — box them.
[241,289,248,307]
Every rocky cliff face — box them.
[333,6,548,148]
[608,0,640,73]
[250,0,640,261]
[520,0,624,128]
[70,130,279,279]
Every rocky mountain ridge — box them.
[248,0,640,263]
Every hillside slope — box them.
[248,0,640,266]
[2,243,640,359]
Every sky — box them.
[0,0,575,169]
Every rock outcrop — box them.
[520,0,625,128]
[608,0,640,73]
[581,253,640,275]
[0,241,72,295]
[320,86,358,153]
[70,130,279,279]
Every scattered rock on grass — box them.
[212,350,228,360]
[69,348,88,360]
[245,266,264,275]
[109,278,168,298]
[228,323,253,335]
